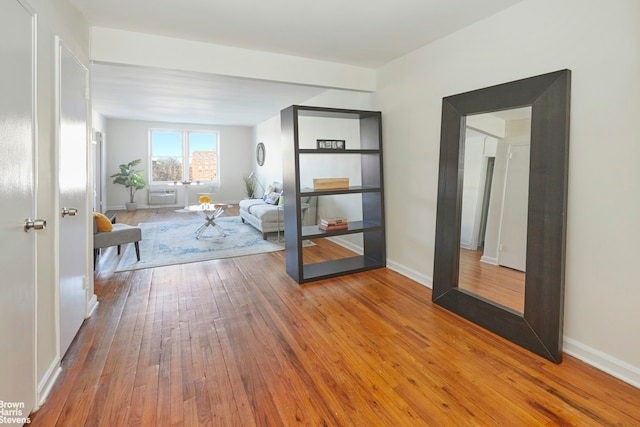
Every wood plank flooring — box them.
[458,248,525,313]
[29,208,640,426]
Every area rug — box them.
[115,216,284,272]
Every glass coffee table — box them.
[188,203,226,239]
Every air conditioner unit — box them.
[148,189,177,205]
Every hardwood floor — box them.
[30,208,640,425]
[458,248,525,313]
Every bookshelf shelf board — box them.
[302,221,381,239]
[302,256,382,282]
[299,149,380,155]
[301,186,381,196]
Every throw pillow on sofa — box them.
[265,192,280,205]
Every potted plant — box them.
[111,159,147,211]
[243,173,256,199]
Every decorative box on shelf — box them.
[313,178,349,190]
[316,139,346,150]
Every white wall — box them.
[252,90,376,193]
[253,114,284,193]
[376,0,640,386]
[106,119,253,208]
[254,90,376,251]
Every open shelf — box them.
[282,105,386,284]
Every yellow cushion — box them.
[94,212,113,232]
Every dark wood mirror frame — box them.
[432,69,571,363]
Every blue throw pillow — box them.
[265,192,280,205]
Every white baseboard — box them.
[327,236,363,255]
[328,236,434,289]
[86,294,99,318]
[36,358,62,409]
[563,337,640,389]
[106,200,241,212]
[386,259,433,289]
[480,255,498,265]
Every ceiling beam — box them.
[90,27,376,92]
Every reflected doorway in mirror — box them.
[458,107,531,313]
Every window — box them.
[150,130,219,183]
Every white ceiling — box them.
[91,63,328,126]
[71,0,525,126]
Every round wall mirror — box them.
[256,142,265,166]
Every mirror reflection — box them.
[458,107,531,313]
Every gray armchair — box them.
[93,215,141,268]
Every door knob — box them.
[61,207,78,217]
[24,218,46,232]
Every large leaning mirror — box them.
[432,70,571,363]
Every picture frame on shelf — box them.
[316,139,346,150]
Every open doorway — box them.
[476,156,495,250]
[92,130,105,213]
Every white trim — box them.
[326,236,362,255]
[85,61,94,316]
[563,337,640,389]
[386,259,433,289]
[327,237,435,289]
[53,34,63,364]
[36,359,61,409]
[25,1,39,413]
[480,255,498,265]
[86,295,99,318]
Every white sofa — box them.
[239,183,313,239]
[239,181,282,239]
[239,198,284,240]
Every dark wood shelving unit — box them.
[282,105,386,284]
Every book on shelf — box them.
[318,223,349,231]
[320,216,348,226]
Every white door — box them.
[58,41,89,356]
[498,144,529,272]
[0,0,37,417]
